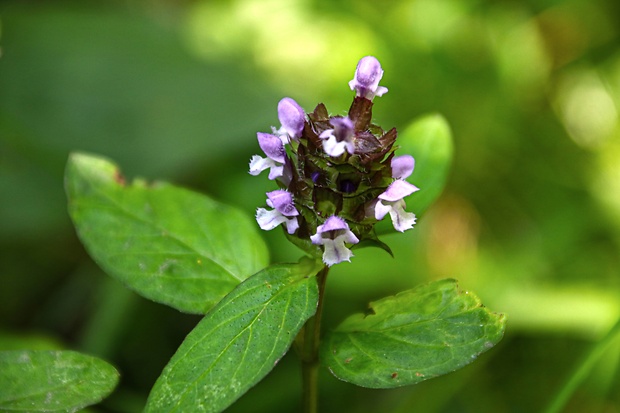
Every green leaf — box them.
[65,152,269,314]
[398,114,454,216]
[321,279,505,388]
[145,259,321,413]
[0,350,119,412]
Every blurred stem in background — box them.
[78,276,137,359]
[543,316,620,413]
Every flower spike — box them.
[251,56,418,265]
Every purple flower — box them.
[276,97,306,143]
[249,132,291,184]
[310,216,360,266]
[256,190,299,234]
[318,117,355,157]
[391,155,415,179]
[369,155,418,232]
[349,56,388,100]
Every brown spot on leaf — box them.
[114,169,126,186]
[391,372,398,379]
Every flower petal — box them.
[349,56,388,99]
[256,208,288,231]
[352,56,382,88]
[266,190,299,216]
[267,164,284,180]
[322,239,354,266]
[391,155,415,179]
[374,200,392,220]
[317,216,349,233]
[257,132,286,163]
[388,200,417,232]
[310,232,324,245]
[378,180,419,202]
[319,129,334,141]
[330,117,354,137]
[249,155,275,176]
[340,230,360,245]
[322,135,347,157]
[278,97,305,139]
[284,217,299,234]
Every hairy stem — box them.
[300,266,329,413]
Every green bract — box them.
[65,153,269,314]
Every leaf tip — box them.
[66,152,124,189]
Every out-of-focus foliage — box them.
[1,0,619,412]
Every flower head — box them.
[349,56,388,100]
[318,116,356,157]
[251,56,419,265]
[310,216,360,266]
[249,132,291,184]
[277,97,306,143]
[256,190,299,234]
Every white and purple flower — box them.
[370,155,419,232]
[349,56,388,100]
[319,116,355,157]
[310,216,360,266]
[276,97,306,144]
[250,56,419,265]
[249,132,291,184]
[256,190,299,234]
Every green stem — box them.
[79,274,136,358]
[542,316,620,413]
[300,266,329,413]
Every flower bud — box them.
[277,97,306,140]
[349,56,388,100]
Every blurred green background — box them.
[1,0,619,412]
